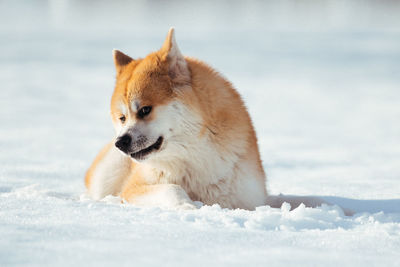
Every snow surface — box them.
[1,1,400,266]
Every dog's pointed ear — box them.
[160,28,190,84]
[113,49,133,73]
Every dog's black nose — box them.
[115,134,131,153]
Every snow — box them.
[1,1,400,266]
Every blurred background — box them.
[1,0,399,198]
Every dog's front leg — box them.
[120,170,195,209]
[85,142,133,200]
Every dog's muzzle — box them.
[115,135,163,160]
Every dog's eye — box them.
[138,106,152,119]
[119,115,126,123]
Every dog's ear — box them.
[160,28,191,84]
[113,49,133,73]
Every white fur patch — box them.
[234,163,267,209]
[119,102,127,115]
[132,184,195,210]
[89,145,130,200]
[130,100,138,113]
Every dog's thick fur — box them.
[85,28,267,209]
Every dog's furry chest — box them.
[143,140,240,206]
[161,168,238,208]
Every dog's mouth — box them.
[130,136,163,160]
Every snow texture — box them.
[1,1,400,266]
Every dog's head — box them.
[110,28,194,162]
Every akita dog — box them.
[85,28,267,209]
